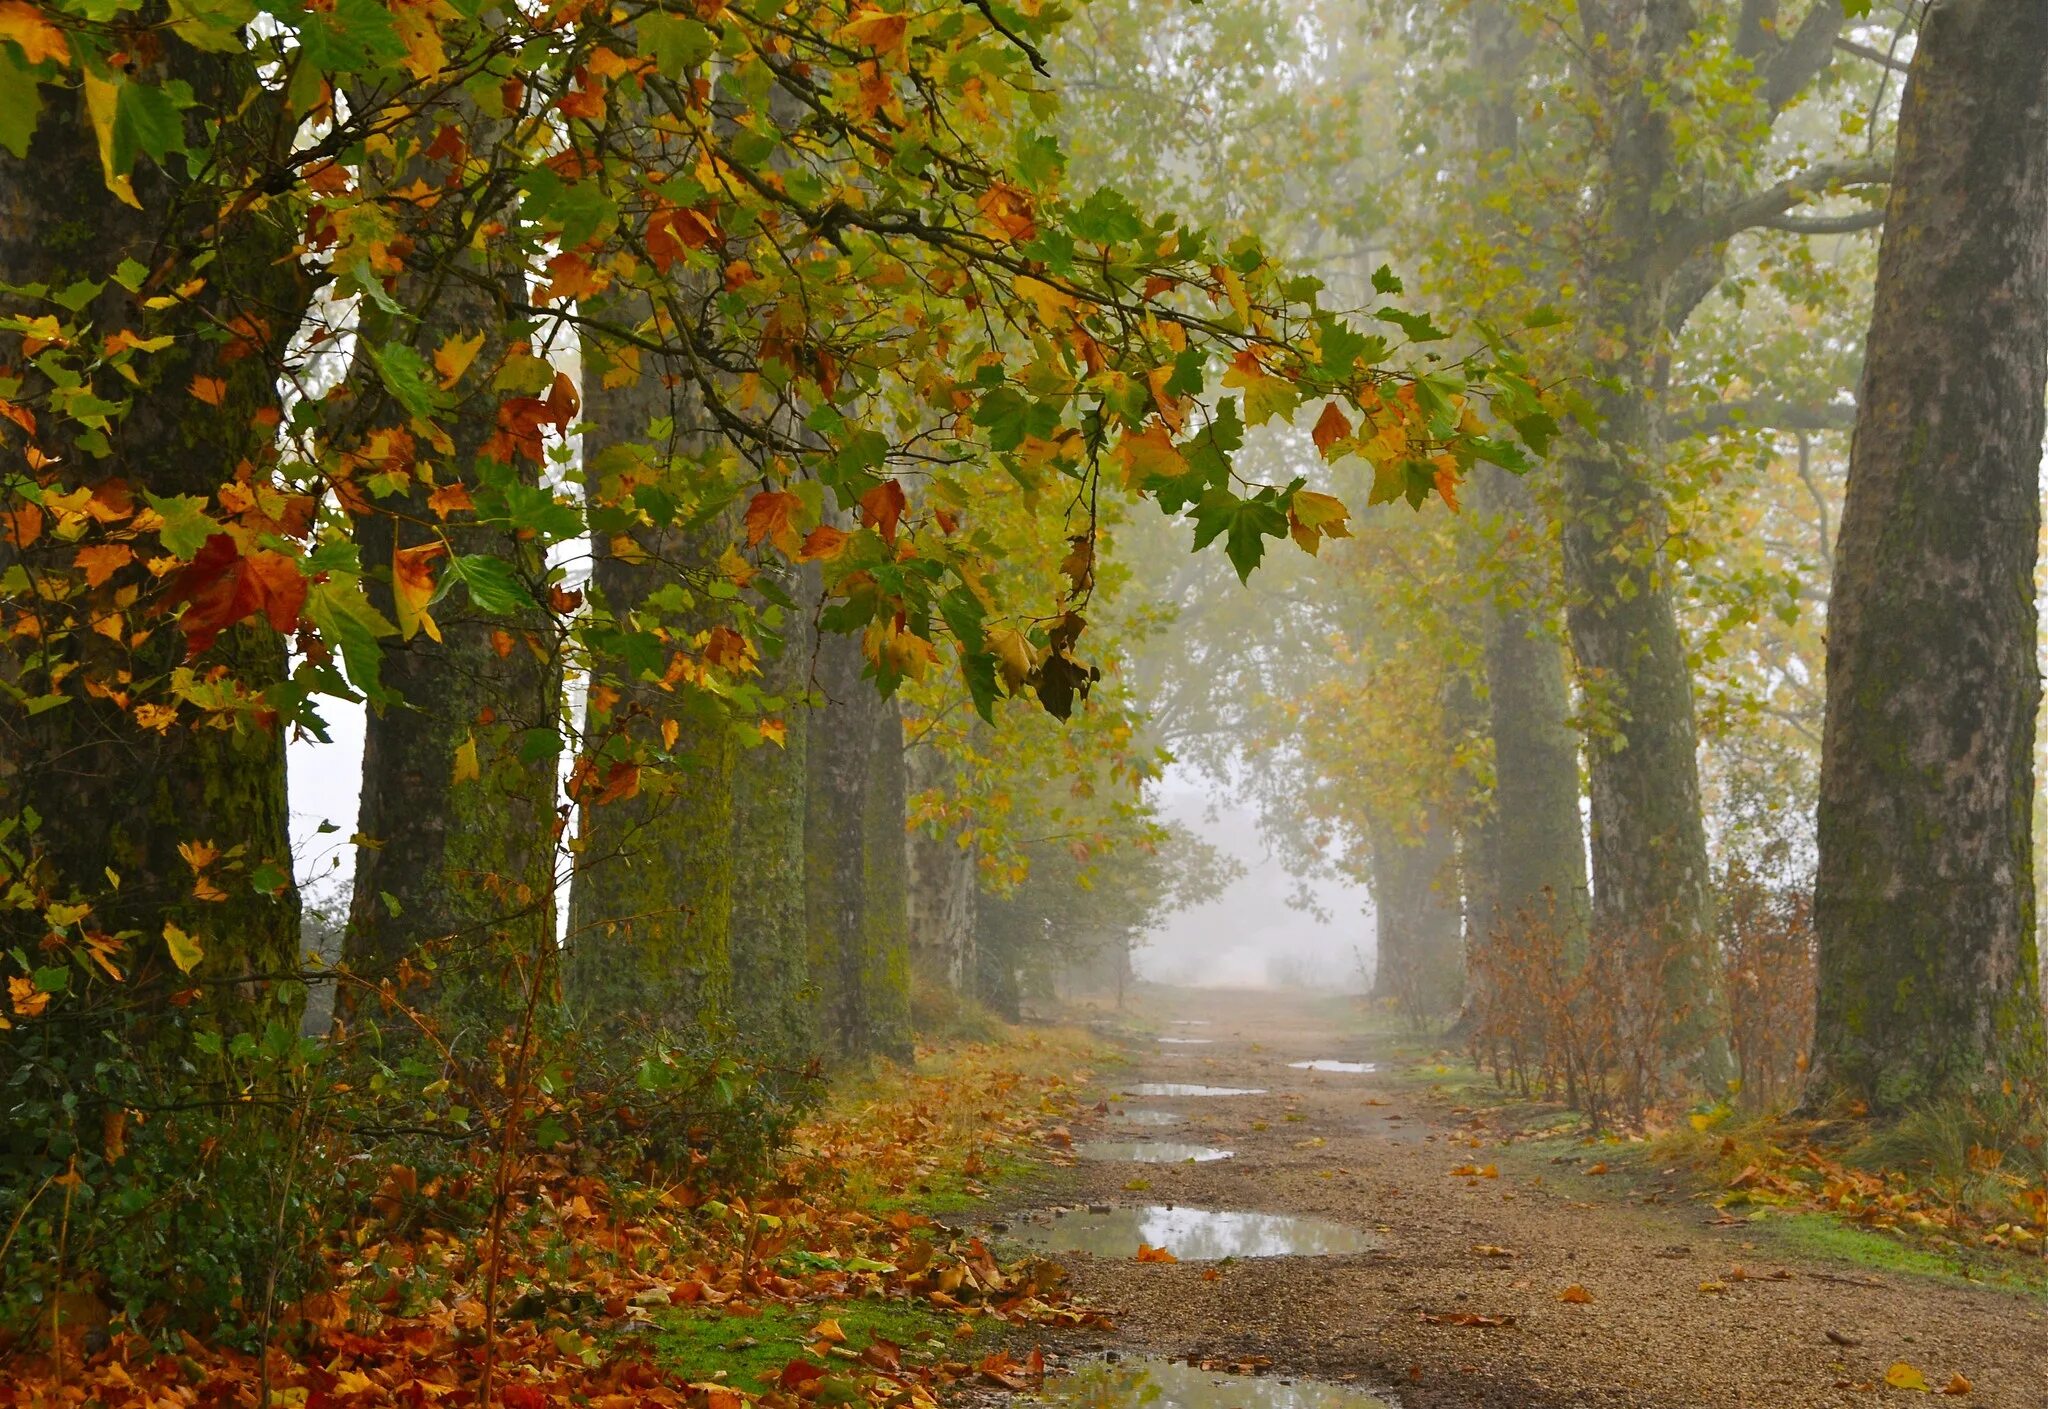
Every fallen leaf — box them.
[1134,1243,1178,1263]
[1557,1284,1593,1304]
[1886,1362,1930,1392]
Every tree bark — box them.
[906,743,978,994]
[729,576,816,1061]
[1810,0,2048,1111]
[863,694,914,1060]
[805,629,878,1057]
[564,329,735,1032]
[0,49,306,1040]
[1473,467,1590,948]
[341,115,561,1026]
[1369,806,1464,1020]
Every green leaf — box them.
[304,575,397,703]
[1190,488,1288,583]
[365,340,445,426]
[113,78,189,172]
[438,554,537,615]
[637,13,714,75]
[0,48,41,160]
[1371,264,1404,295]
[145,492,218,558]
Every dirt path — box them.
[1034,986,2048,1409]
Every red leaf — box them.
[859,480,908,545]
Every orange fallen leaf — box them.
[1940,1373,1973,1396]
[1134,1243,1178,1264]
[1557,1284,1593,1304]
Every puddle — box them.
[1008,1206,1375,1260]
[1078,1141,1233,1164]
[1287,1060,1375,1074]
[1124,1083,1265,1097]
[1169,1020,1211,1027]
[1158,1037,1214,1045]
[1111,1108,1184,1127]
[1030,1356,1395,1409]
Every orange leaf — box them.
[744,489,802,555]
[188,375,227,406]
[1940,1373,1973,1395]
[1311,400,1352,455]
[797,525,848,562]
[0,1,70,64]
[1133,1243,1177,1263]
[427,481,475,518]
[74,542,134,587]
[393,541,446,643]
[840,8,907,51]
[860,479,907,545]
[1557,1284,1593,1304]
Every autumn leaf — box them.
[797,525,849,562]
[74,542,134,587]
[1471,1244,1516,1258]
[433,331,486,389]
[1133,1243,1177,1263]
[452,733,479,785]
[427,481,474,518]
[162,921,202,974]
[1288,489,1352,556]
[860,479,908,545]
[1114,421,1188,489]
[745,490,803,555]
[189,374,227,406]
[1557,1284,1593,1304]
[1940,1373,1973,1395]
[1311,400,1352,455]
[1885,1362,1930,1392]
[7,974,49,1019]
[0,1,71,65]
[839,8,908,53]
[393,541,447,643]
[161,534,308,655]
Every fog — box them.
[1140,765,1373,993]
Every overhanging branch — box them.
[1682,157,1892,251]
[1669,397,1857,436]
[1756,208,1886,235]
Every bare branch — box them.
[1756,208,1887,234]
[1669,398,1858,437]
[1835,36,1912,72]
[1682,158,1892,250]
[1763,3,1847,114]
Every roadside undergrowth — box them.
[0,1025,1108,1408]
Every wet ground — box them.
[1075,1141,1233,1164]
[1029,1355,1393,1409]
[1017,986,2048,1409]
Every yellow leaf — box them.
[1885,1362,1930,1392]
[1114,422,1186,490]
[393,541,445,643]
[1015,275,1077,327]
[434,330,486,389]
[452,733,479,785]
[163,922,203,975]
[1288,489,1352,556]
[8,974,50,1019]
[82,70,140,208]
[983,625,1035,693]
[839,9,908,52]
[811,1318,846,1344]
[0,1,71,65]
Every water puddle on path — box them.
[1008,1206,1376,1260]
[1109,1108,1184,1126]
[1029,1357,1395,1409]
[1077,1141,1233,1164]
[1287,1060,1375,1074]
[1124,1083,1265,1097]
[1158,1037,1215,1045]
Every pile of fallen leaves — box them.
[0,1032,1106,1408]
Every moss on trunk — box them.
[1811,0,2048,1111]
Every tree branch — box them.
[1834,35,1912,72]
[1682,157,1892,250]
[1668,397,1858,436]
[1755,208,1886,234]
[1763,2,1846,114]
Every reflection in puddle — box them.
[1125,1083,1265,1097]
[1159,1037,1214,1045]
[1287,1060,1376,1074]
[1170,1020,1212,1027]
[1009,1206,1375,1260]
[1078,1141,1233,1164]
[1112,1108,1184,1127]
[1030,1356,1394,1409]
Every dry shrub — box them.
[1718,860,1815,1111]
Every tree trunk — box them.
[1811,0,2048,1111]
[0,49,305,1041]
[806,629,878,1057]
[863,695,914,1060]
[564,334,735,1032]
[1369,807,1464,1020]
[341,117,561,1027]
[729,577,816,1061]
[1473,467,1590,947]
[906,744,978,994]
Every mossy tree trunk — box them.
[1472,467,1590,949]
[1811,0,2048,1111]
[729,568,816,1062]
[804,627,911,1059]
[341,121,561,1027]
[1369,807,1464,1020]
[0,49,305,1043]
[906,743,978,995]
[564,310,736,1033]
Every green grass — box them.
[1764,1212,2048,1298]
[649,1298,957,1388]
